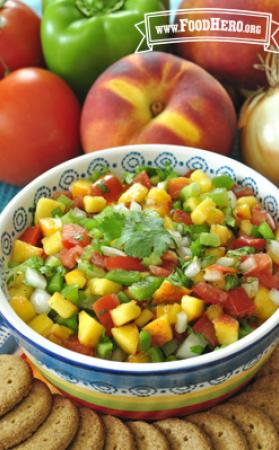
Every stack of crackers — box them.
[0,348,278,450]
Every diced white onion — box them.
[101,246,126,257]
[113,204,129,212]
[184,257,200,278]
[179,247,192,258]
[72,207,86,218]
[30,289,51,314]
[239,257,257,273]
[176,333,207,359]
[157,181,167,190]
[268,240,279,257]
[175,312,188,334]
[216,257,235,267]
[169,230,183,247]
[228,190,237,208]
[130,201,142,212]
[181,237,190,247]
[176,224,184,233]
[242,277,259,298]
[269,288,279,305]
[25,268,47,289]
[204,268,223,282]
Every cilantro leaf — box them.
[117,210,171,258]
[94,207,125,241]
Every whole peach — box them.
[81,52,236,155]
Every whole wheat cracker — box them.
[127,420,169,450]
[249,373,279,393]
[154,418,213,450]
[187,411,249,450]
[213,403,279,450]
[13,395,79,450]
[0,380,52,449]
[69,408,105,450]
[0,355,32,417]
[102,415,135,450]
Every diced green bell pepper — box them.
[139,330,152,352]
[47,271,64,294]
[212,175,234,190]
[258,222,275,239]
[180,182,201,200]
[106,269,141,286]
[117,291,130,304]
[97,340,113,359]
[202,188,228,207]
[56,194,73,209]
[128,276,163,301]
[78,261,105,279]
[61,283,79,304]
[148,347,165,362]
[199,232,220,247]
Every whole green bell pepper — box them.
[41,0,167,97]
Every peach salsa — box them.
[6,165,279,363]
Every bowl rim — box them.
[0,144,278,374]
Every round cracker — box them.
[257,346,279,378]
[250,373,279,393]
[231,390,279,434]
[0,355,32,417]
[0,380,52,449]
[187,412,249,450]
[213,403,279,450]
[154,418,212,450]
[13,395,79,450]
[102,415,135,450]
[128,421,169,450]
[69,408,104,450]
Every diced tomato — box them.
[233,185,255,198]
[62,224,90,249]
[251,205,276,230]
[72,196,84,210]
[64,336,94,356]
[91,175,123,202]
[20,225,41,247]
[59,245,84,269]
[133,171,152,189]
[167,177,190,199]
[162,251,178,264]
[93,294,120,335]
[224,288,255,318]
[91,251,107,269]
[172,210,192,225]
[52,191,73,200]
[192,282,228,305]
[257,272,279,290]
[150,265,172,277]
[231,236,266,251]
[105,256,146,272]
[207,265,237,274]
[192,314,218,347]
[242,253,272,277]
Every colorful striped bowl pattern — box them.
[0,145,278,419]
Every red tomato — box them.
[172,210,192,225]
[0,68,80,186]
[91,175,123,202]
[62,224,90,249]
[105,256,146,272]
[207,265,237,274]
[224,288,255,318]
[251,205,276,230]
[59,245,84,269]
[150,265,172,277]
[242,253,272,277]
[133,171,152,189]
[167,177,190,199]
[20,225,41,247]
[91,252,107,269]
[192,282,228,305]
[64,336,94,356]
[233,186,254,198]
[231,236,266,251]
[257,272,279,290]
[192,314,218,347]
[93,294,120,335]
[0,0,44,79]
[162,251,178,264]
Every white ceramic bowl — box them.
[0,145,278,419]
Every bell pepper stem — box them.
[75,0,125,17]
